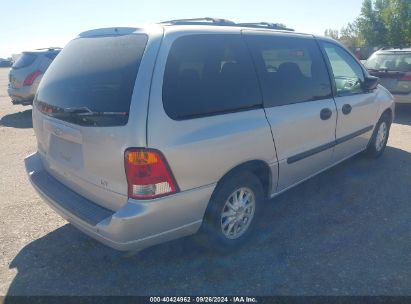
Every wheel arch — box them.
[367,106,393,152]
[381,107,394,124]
[212,160,273,201]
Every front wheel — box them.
[366,114,391,158]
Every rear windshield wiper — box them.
[48,106,128,126]
[370,68,404,73]
[63,107,128,117]
[366,68,380,72]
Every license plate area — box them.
[43,119,84,170]
[48,135,84,170]
[379,78,396,90]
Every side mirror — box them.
[363,75,379,91]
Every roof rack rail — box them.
[236,22,294,31]
[379,46,404,51]
[159,18,294,31]
[36,47,62,51]
[160,17,235,26]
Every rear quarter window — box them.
[45,52,60,60]
[162,34,262,120]
[12,53,37,69]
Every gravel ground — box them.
[0,67,410,296]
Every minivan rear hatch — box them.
[365,51,411,94]
[9,52,38,88]
[33,31,149,211]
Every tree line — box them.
[324,0,411,48]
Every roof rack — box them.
[36,47,62,51]
[160,17,235,26]
[159,17,294,31]
[236,22,294,31]
[380,46,411,51]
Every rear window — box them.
[45,52,60,60]
[12,53,37,69]
[162,34,262,120]
[365,52,411,72]
[35,34,148,126]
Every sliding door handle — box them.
[320,108,332,120]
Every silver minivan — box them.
[8,48,61,105]
[25,19,395,252]
[365,48,411,104]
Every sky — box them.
[0,0,363,58]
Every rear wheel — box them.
[366,114,391,158]
[200,172,264,253]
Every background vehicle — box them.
[7,47,61,105]
[0,59,12,67]
[365,48,411,104]
[25,19,394,253]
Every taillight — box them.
[23,70,41,86]
[124,148,179,200]
[400,74,411,81]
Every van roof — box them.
[78,18,312,38]
[377,47,411,53]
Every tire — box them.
[366,113,391,158]
[199,172,264,253]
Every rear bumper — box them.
[8,85,35,104]
[393,93,411,104]
[25,152,215,251]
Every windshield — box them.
[12,53,37,69]
[365,52,411,72]
[35,34,148,126]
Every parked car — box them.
[8,47,61,105]
[25,18,394,253]
[0,59,12,67]
[365,48,411,104]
